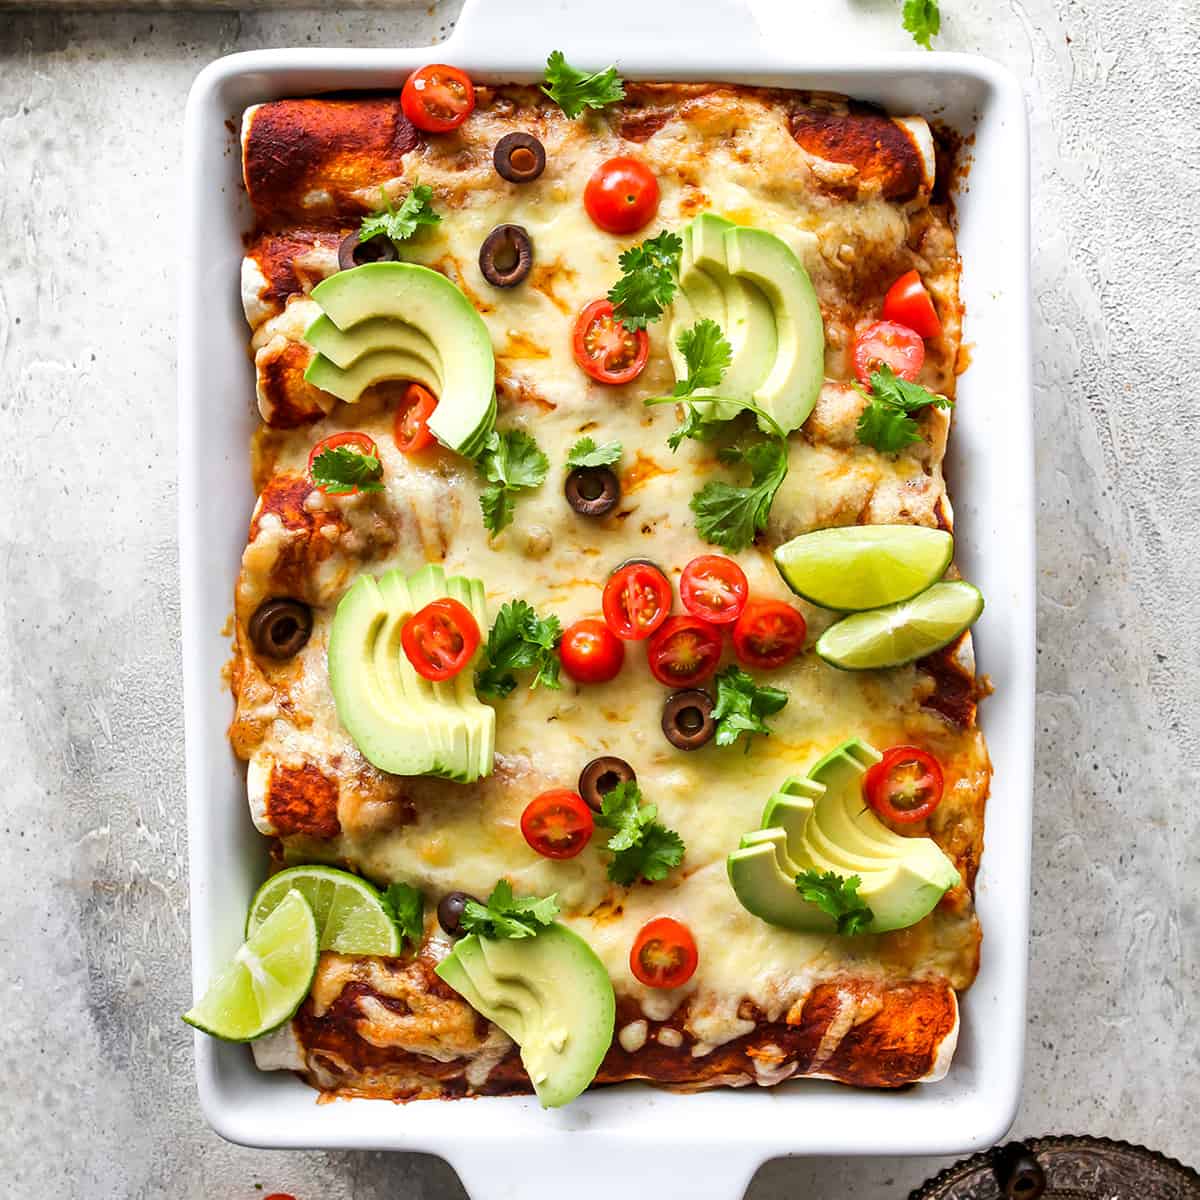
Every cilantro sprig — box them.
[691,437,789,553]
[475,429,549,535]
[309,444,384,495]
[566,437,623,470]
[475,600,562,698]
[382,882,425,950]
[902,0,941,49]
[794,869,875,936]
[711,665,788,750]
[595,781,685,886]
[608,230,683,331]
[855,365,953,454]
[541,51,626,119]
[460,879,560,940]
[358,184,441,246]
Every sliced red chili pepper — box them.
[863,745,945,824]
[393,383,438,454]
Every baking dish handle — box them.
[449,1145,760,1200]
[444,0,769,67]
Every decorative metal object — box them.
[909,1136,1200,1200]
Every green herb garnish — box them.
[358,184,441,246]
[541,51,626,119]
[460,879,561,940]
[710,665,788,750]
[382,882,425,950]
[607,229,683,331]
[475,600,562,698]
[794,868,875,936]
[475,429,549,535]
[902,0,940,49]
[595,781,686,886]
[690,436,788,552]
[855,364,953,453]
[566,437,623,469]
[309,444,384,495]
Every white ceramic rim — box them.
[178,2,1034,1194]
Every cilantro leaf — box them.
[607,230,683,331]
[855,364,953,454]
[541,50,626,119]
[674,319,732,393]
[710,665,788,750]
[358,184,441,245]
[902,0,941,49]
[690,436,788,552]
[794,868,875,936]
[460,879,561,940]
[595,781,685,886]
[566,437,623,469]
[475,599,563,698]
[309,444,384,495]
[382,882,425,950]
[474,429,549,535]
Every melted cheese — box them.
[236,89,983,1060]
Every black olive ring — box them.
[565,466,620,517]
[248,598,313,660]
[493,132,546,184]
[578,756,637,813]
[661,690,716,751]
[479,224,534,288]
[337,229,399,272]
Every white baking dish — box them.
[179,2,1033,1193]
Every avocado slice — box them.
[328,567,494,782]
[727,834,837,934]
[305,347,442,404]
[687,214,777,415]
[726,737,960,935]
[435,926,616,1108]
[723,226,825,435]
[306,263,496,456]
[304,314,444,378]
[673,223,739,423]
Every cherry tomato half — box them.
[401,64,476,133]
[853,320,926,384]
[602,562,673,641]
[863,745,945,824]
[731,600,806,670]
[646,616,723,688]
[400,598,480,681]
[679,555,749,626]
[584,156,660,235]
[307,431,380,496]
[630,917,698,990]
[393,383,438,454]
[560,618,625,684]
[572,299,650,385]
[521,789,594,859]
[882,269,942,340]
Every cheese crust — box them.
[232,82,987,1099]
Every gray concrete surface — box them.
[1,1,1197,1196]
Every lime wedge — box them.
[246,865,402,956]
[815,581,983,670]
[774,525,954,611]
[184,889,318,1042]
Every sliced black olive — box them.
[248,599,313,660]
[992,1144,1046,1200]
[565,466,619,517]
[610,556,664,577]
[662,690,716,751]
[437,891,478,938]
[493,132,547,184]
[479,224,533,288]
[578,756,637,812]
[338,229,398,272]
